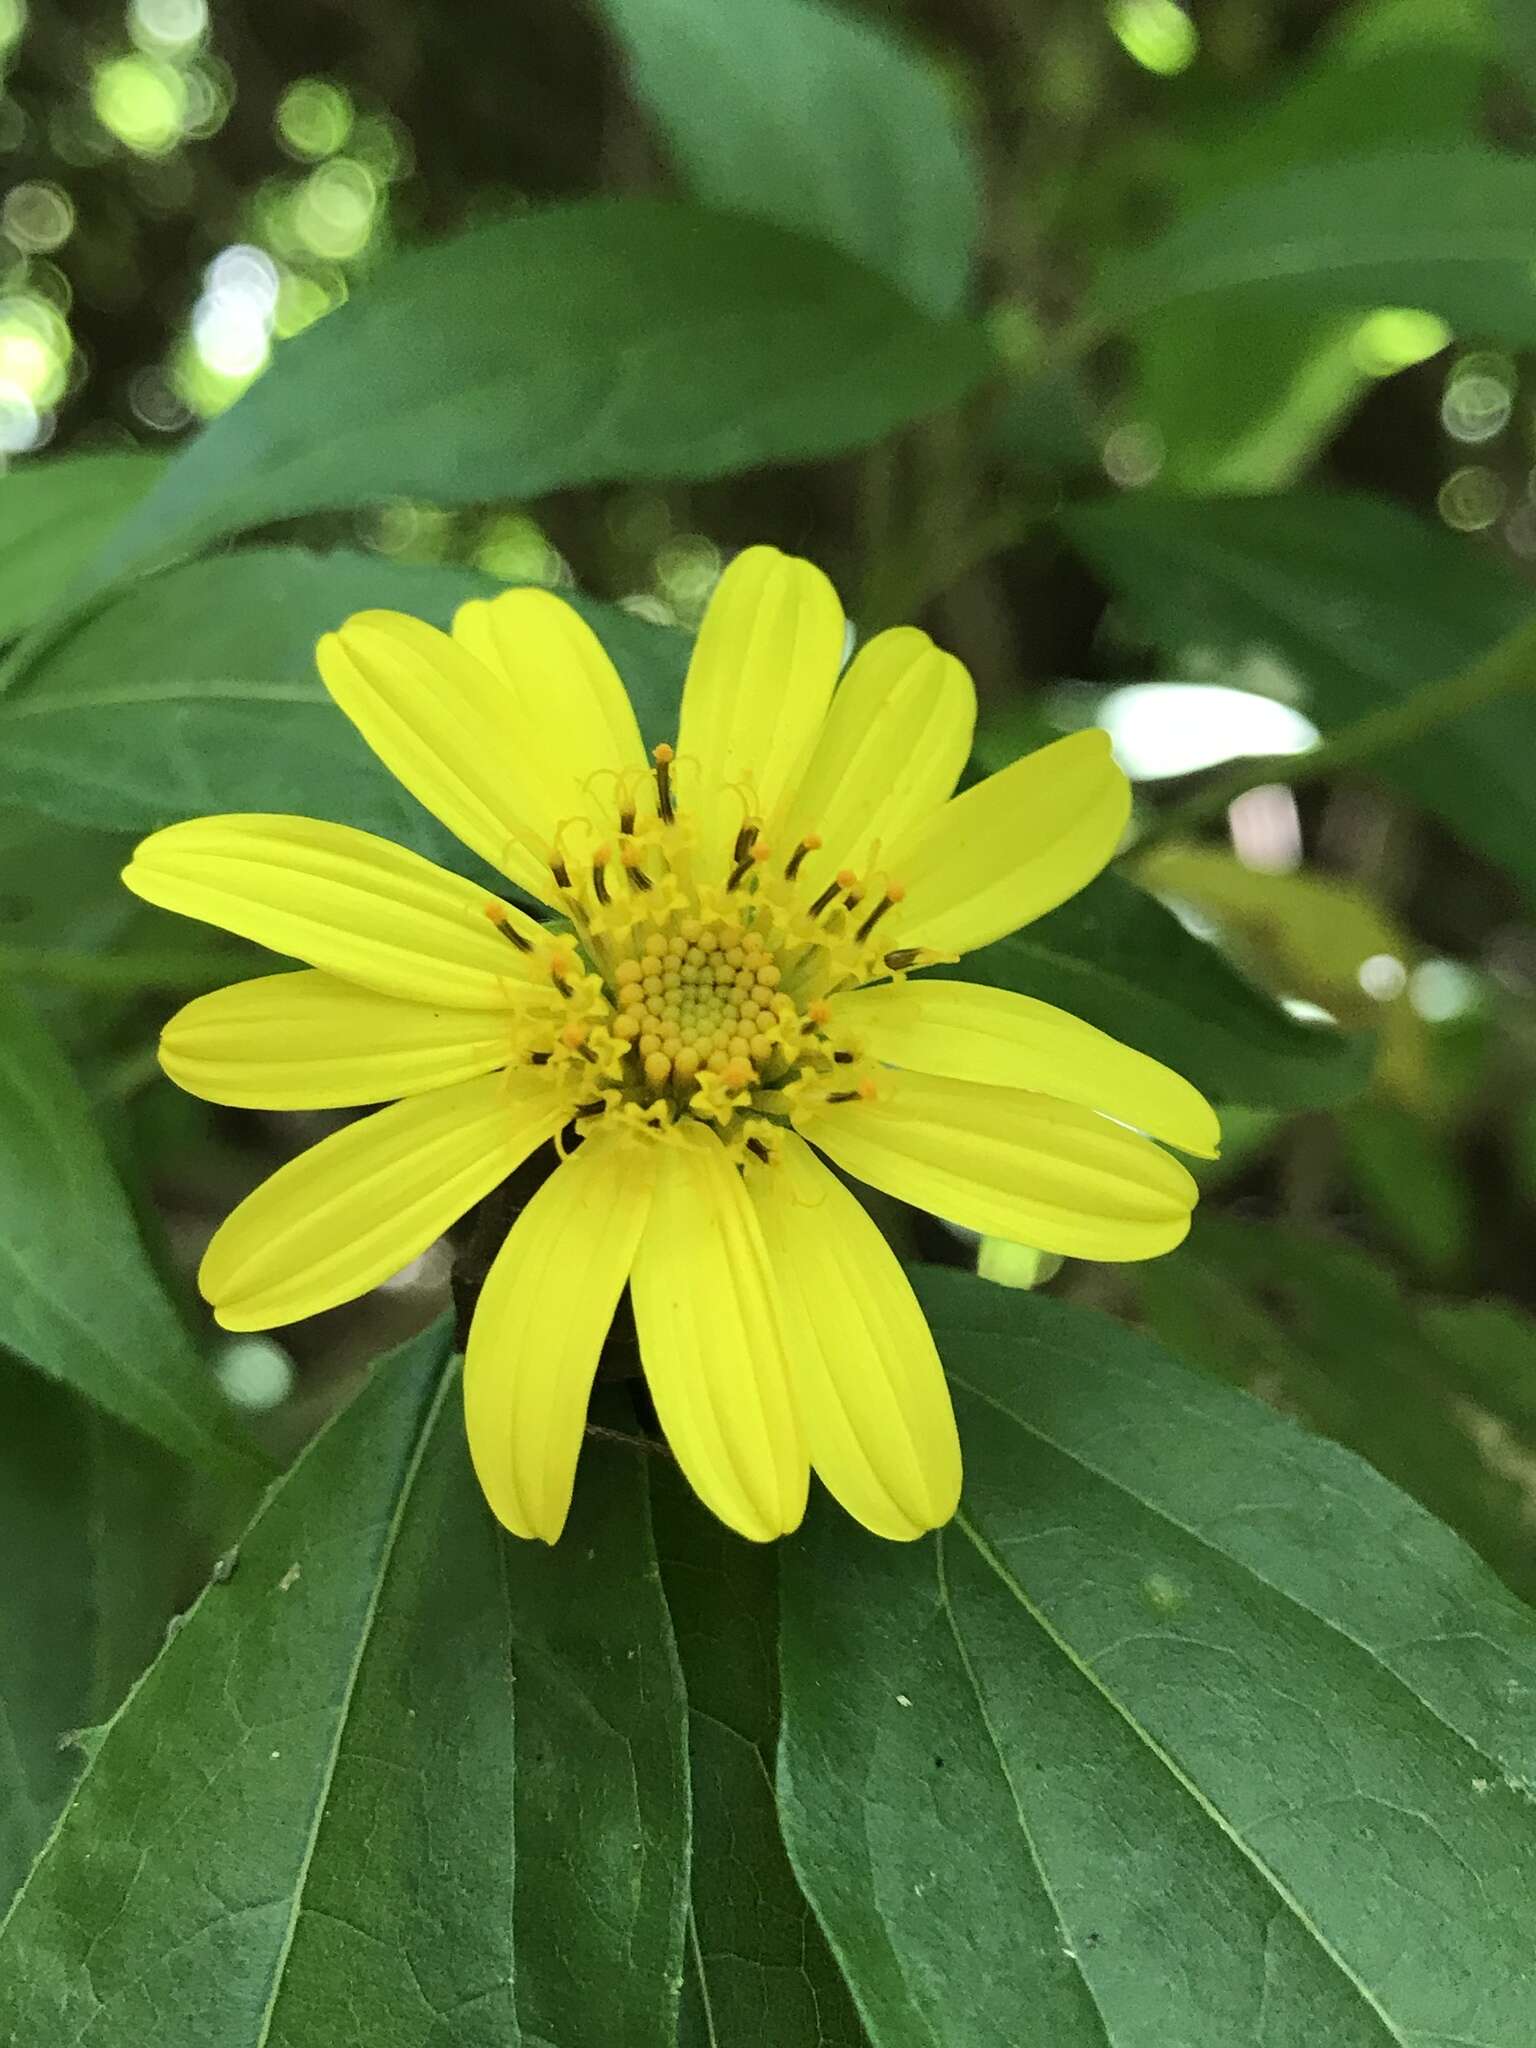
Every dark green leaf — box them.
[1139,1218,1536,1600]
[0,1325,692,2047]
[779,1269,1536,2047]
[1065,492,1536,900]
[1,548,689,854]
[651,1463,866,2048]
[1338,1098,1473,1281]
[601,0,980,318]
[47,200,991,622]
[0,1360,189,1910]
[1491,0,1536,106]
[0,455,162,643]
[1127,27,1484,489]
[992,369,1100,479]
[0,811,190,1035]
[1087,148,1536,341]
[0,987,262,1477]
[0,808,255,1143]
[956,871,1370,1110]
[1422,1296,1536,1441]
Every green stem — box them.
[1130,617,1536,854]
[0,944,256,990]
[860,499,1041,634]
[90,1043,165,1101]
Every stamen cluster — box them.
[487,745,942,1161]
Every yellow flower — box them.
[123,546,1217,1546]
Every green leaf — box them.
[1490,0,1536,105]
[651,1463,866,2048]
[1065,491,1536,900]
[0,1361,189,1910]
[1,548,689,854]
[0,454,162,643]
[955,871,1370,1110]
[0,1326,692,2046]
[0,808,255,1121]
[47,199,991,623]
[0,987,261,1477]
[601,0,979,318]
[1124,8,1486,488]
[1139,1218,1536,1600]
[779,1268,1536,2047]
[1133,308,1375,494]
[1338,1098,1474,1281]
[1086,147,1536,341]
[1422,1295,1536,1440]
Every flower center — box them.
[485,744,944,1161]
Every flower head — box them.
[124,546,1217,1544]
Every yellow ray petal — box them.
[124,814,549,1010]
[202,1068,567,1331]
[161,970,526,1109]
[451,587,649,843]
[464,1130,656,1543]
[885,729,1131,957]
[629,1123,807,1541]
[775,625,975,881]
[317,610,559,903]
[749,1135,960,1540]
[832,978,1220,1159]
[675,546,844,867]
[805,1070,1198,1263]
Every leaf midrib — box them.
[951,1508,1409,2047]
[247,1360,458,2048]
[686,1910,722,2048]
[2,681,324,718]
[99,267,952,599]
[1110,222,1536,304]
[949,1351,1510,1778]
[934,1532,1115,2048]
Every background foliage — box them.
[4,0,1536,2041]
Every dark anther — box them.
[826,1088,862,1104]
[653,747,676,824]
[593,860,611,907]
[746,1137,771,1162]
[833,1049,855,1064]
[619,802,636,835]
[856,894,898,943]
[529,1050,551,1065]
[732,820,758,866]
[494,918,533,953]
[550,856,572,889]
[626,862,654,892]
[574,1099,606,1119]
[784,839,815,883]
[883,947,921,971]
[807,878,842,918]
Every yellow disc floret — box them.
[485,741,951,1162]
